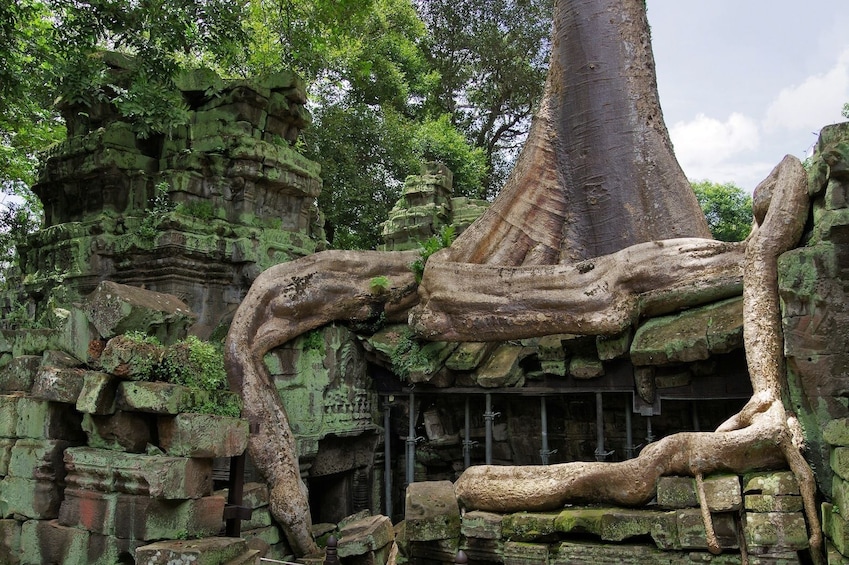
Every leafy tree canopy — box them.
[691,180,753,242]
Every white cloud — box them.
[764,48,849,132]
[670,112,760,166]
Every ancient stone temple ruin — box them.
[3,58,849,565]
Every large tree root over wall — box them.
[225,156,821,563]
[450,155,821,562]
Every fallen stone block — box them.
[337,514,394,559]
[158,413,249,458]
[554,506,678,549]
[64,446,213,499]
[135,537,249,565]
[405,480,461,542]
[82,280,196,344]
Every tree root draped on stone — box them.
[225,156,822,563]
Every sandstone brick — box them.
[745,494,804,513]
[59,488,224,540]
[8,438,70,481]
[833,448,849,482]
[825,419,849,447]
[15,396,84,441]
[0,356,40,393]
[0,476,63,518]
[117,381,202,414]
[657,474,740,511]
[503,541,548,565]
[158,413,249,458]
[81,411,154,453]
[337,514,394,558]
[826,501,849,556]
[64,446,213,499]
[0,519,21,565]
[75,371,118,415]
[135,537,249,565]
[554,506,678,549]
[0,394,21,437]
[744,511,809,552]
[30,365,86,404]
[657,476,698,508]
[676,509,738,550]
[461,510,503,540]
[0,439,13,475]
[405,480,460,542]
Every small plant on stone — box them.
[301,329,324,353]
[389,327,428,381]
[369,275,390,295]
[175,200,216,221]
[137,182,175,240]
[157,335,241,417]
[410,225,455,283]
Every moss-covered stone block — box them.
[135,537,250,565]
[0,356,40,393]
[596,330,632,361]
[116,381,202,414]
[500,512,557,542]
[15,396,84,441]
[657,476,698,509]
[158,413,248,458]
[630,297,743,366]
[676,509,738,550]
[75,372,118,415]
[0,519,21,565]
[20,518,143,565]
[0,439,13,475]
[568,355,604,379]
[31,365,86,404]
[743,471,800,496]
[405,481,460,542]
[744,511,809,552]
[744,494,804,513]
[0,476,63,519]
[503,541,548,565]
[64,447,212,499]
[476,345,524,388]
[81,411,153,453]
[7,438,70,482]
[461,511,504,540]
[446,342,494,371]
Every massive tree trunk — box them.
[447,0,710,266]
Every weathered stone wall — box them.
[12,55,326,336]
[0,283,287,564]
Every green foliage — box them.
[137,182,175,240]
[157,335,241,417]
[842,103,849,120]
[175,200,216,221]
[411,224,455,283]
[370,275,391,294]
[691,180,753,242]
[301,329,325,353]
[123,330,163,346]
[413,115,489,198]
[389,327,428,381]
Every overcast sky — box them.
[647,0,849,193]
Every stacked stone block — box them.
[0,282,267,564]
[400,474,808,565]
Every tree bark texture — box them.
[446,0,710,267]
[225,250,418,556]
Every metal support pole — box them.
[383,399,392,516]
[594,392,613,461]
[646,415,654,444]
[692,401,701,432]
[406,393,416,485]
[484,393,498,464]
[625,400,634,459]
[540,396,556,465]
[462,397,474,469]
